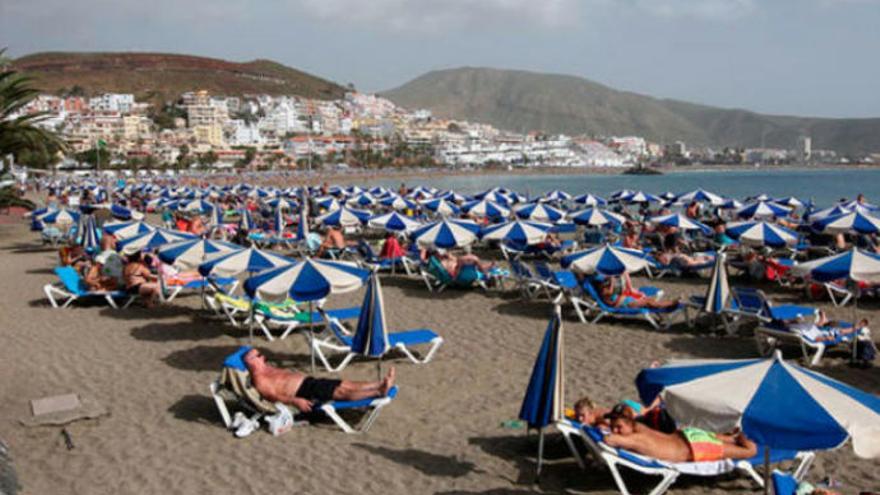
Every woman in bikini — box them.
[123,252,162,308]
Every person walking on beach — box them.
[243,348,395,412]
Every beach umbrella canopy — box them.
[103,220,155,240]
[518,305,565,477]
[314,196,341,211]
[542,190,572,203]
[568,207,626,227]
[463,199,511,219]
[572,193,607,206]
[677,188,725,205]
[838,200,878,211]
[244,258,369,302]
[813,211,880,235]
[623,191,662,204]
[474,189,511,205]
[609,189,635,202]
[808,204,852,222]
[421,198,461,216]
[719,198,744,210]
[726,221,799,248]
[790,248,880,283]
[346,193,377,208]
[648,213,712,234]
[635,352,880,458]
[156,239,239,269]
[117,228,197,255]
[736,201,791,220]
[703,252,730,314]
[774,196,805,209]
[315,207,371,228]
[436,190,467,204]
[514,203,566,223]
[368,211,422,233]
[176,199,216,214]
[562,245,654,276]
[481,220,552,246]
[351,272,391,358]
[38,208,80,225]
[198,247,292,278]
[379,195,417,211]
[265,197,298,211]
[410,219,480,249]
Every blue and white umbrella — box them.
[677,188,725,205]
[315,207,371,228]
[572,193,607,207]
[198,247,292,278]
[542,190,572,203]
[813,211,880,235]
[346,193,377,208]
[379,195,417,211]
[475,189,511,205]
[838,200,878,211]
[351,272,391,360]
[703,252,730,314]
[774,196,805,209]
[648,213,712,234]
[736,201,791,220]
[518,305,565,476]
[514,203,566,223]
[623,191,662,204]
[410,219,480,249]
[78,215,101,252]
[156,239,239,269]
[117,228,197,255]
[265,197,298,211]
[809,204,852,222]
[421,198,461,217]
[481,220,552,246]
[436,190,467,204]
[719,198,744,210]
[244,258,370,302]
[273,208,287,234]
[568,208,626,227]
[175,199,216,214]
[38,208,80,225]
[463,199,510,219]
[609,189,635,202]
[314,196,340,211]
[635,352,880,458]
[790,248,880,283]
[368,211,423,233]
[561,245,654,276]
[725,221,799,248]
[103,220,155,240]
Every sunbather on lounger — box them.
[598,276,681,309]
[788,311,863,343]
[605,415,758,463]
[438,250,494,278]
[243,348,396,413]
[574,395,676,433]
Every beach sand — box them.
[1,218,878,495]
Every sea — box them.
[364,167,880,208]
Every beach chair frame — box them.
[43,266,135,309]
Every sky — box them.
[3,0,880,118]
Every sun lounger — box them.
[43,266,135,309]
[651,252,716,279]
[356,240,414,275]
[508,259,546,300]
[307,308,444,372]
[578,281,688,330]
[209,346,398,434]
[556,418,814,495]
[161,276,238,302]
[771,470,798,495]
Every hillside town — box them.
[12,90,856,173]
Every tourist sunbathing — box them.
[123,252,162,307]
[84,255,119,292]
[598,275,680,309]
[437,250,494,278]
[242,348,395,413]
[655,247,713,268]
[788,311,863,343]
[317,226,353,257]
[605,415,758,463]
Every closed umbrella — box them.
[351,271,391,379]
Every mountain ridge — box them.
[382,66,880,154]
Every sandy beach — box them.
[1,216,878,495]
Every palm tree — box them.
[0,50,68,175]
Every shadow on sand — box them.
[353,443,483,478]
[168,394,220,425]
[161,345,312,372]
[130,320,234,342]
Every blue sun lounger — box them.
[420,256,487,292]
[579,281,688,330]
[556,419,814,495]
[309,308,444,372]
[43,266,135,309]
[210,346,398,434]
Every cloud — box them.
[630,0,757,20]
[293,0,582,32]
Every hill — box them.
[383,67,880,154]
[11,52,347,102]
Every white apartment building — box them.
[89,93,135,113]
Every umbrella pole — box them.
[247,299,255,343]
[536,429,545,482]
[309,301,316,373]
[763,446,770,495]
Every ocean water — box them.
[365,168,880,207]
